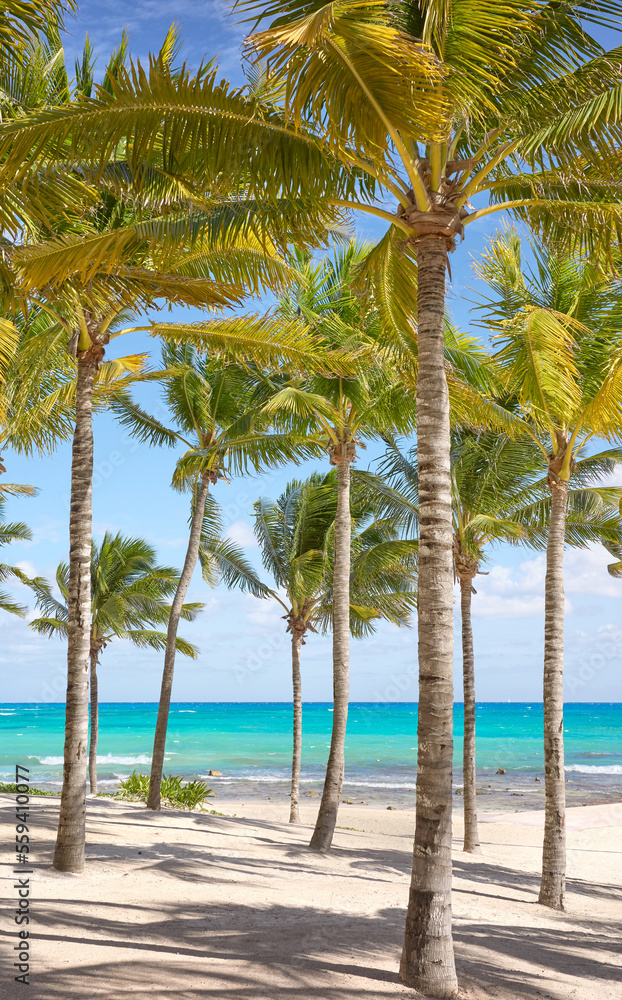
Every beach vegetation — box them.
[0,782,59,796]
[116,771,214,809]
[232,2,622,987]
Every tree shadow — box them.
[9,796,620,1000]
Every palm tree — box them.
[29,532,202,794]
[4,14,621,988]
[0,481,38,616]
[232,11,622,988]
[477,230,622,910]
[380,428,622,856]
[256,244,415,849]
[112,341,323,810]
[253,470,417,823]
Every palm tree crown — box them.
[30,531,202,795]
[254,468,417,822]
[29,531,202,655]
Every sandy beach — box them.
[2,794,621,1000]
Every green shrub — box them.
[118,771,150,799]
[0,782,59,796]
[172,779,214,809]
[116,771,213,809]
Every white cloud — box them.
[226,519,258,549]
[15,560,38,579]
[466,544,619,619]
[564,546,621,597]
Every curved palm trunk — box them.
[309,446,352,851]
[147,474,211,810]
[400,235,458,998]
[539,474,568,909]
[88,648,99,796]
[289,629,303,824]
[53,353,97,873]
[460,578,480,854]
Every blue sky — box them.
[1,2,621,703]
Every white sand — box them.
[1,795,621,999]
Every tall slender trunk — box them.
[460,577,480,854]
[53,353,97,873]
[88,648,99,796]
[539,472,568,909]
[309,445,352,851]
[400,235,458,998]
[147,473,211,810]
[289,628,303,824]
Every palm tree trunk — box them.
[147,473,211,810]
[460,577,480,854]
[53,353,97,873]
[289,629,303,824]
[88,648,99,796]
[400,235,458,998]
[309,445,352,851]
[539,474,568,909]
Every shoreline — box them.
[19,775,622,815]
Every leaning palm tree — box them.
[112,341,323,810]
[259,244,415,850]
[477,230,622,911]
[29,533,202,794]
[254,469,417,822]
[10,147,318,869]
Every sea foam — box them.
[40,753,152,766]
[565,764,622,775]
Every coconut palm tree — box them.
[111,340,325,810]
[380,428,622,855]
[254,244,416,849]
[29,533,202,794]
[253,469,417,822]
[477,230,622,911]
[233,11,622,987]
[10,152,316,871]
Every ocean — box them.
[2,702,621,811]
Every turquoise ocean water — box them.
[2,702,621,809]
